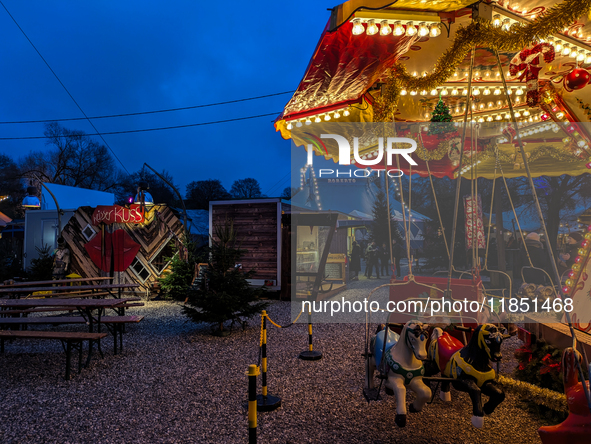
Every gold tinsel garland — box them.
[375,0,591,122]
[497,375,568,412]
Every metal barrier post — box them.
[257,311,281,411]
[248,364,258,444]
[299,309,322,360]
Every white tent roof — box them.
[41,183,114,210]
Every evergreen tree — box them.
[28,245,54,281]
[158,234,198,301]
[428,97,455,136]
[370,177,402,247]
[183,219,268,334]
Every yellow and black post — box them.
[257,311,281,412]
[298,309,322,360]
[248,364,258,443]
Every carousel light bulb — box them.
[479,103,485,109]
[488,102,494,108]
[410,90,417,95]
[455,107,460,113]
[420,89,428,95]
[578,49,586,62]
[393,21,405,36]
[430,89,438,95]
[287,122,293,130]
[429,23,441,37]
[406,21,417,36]
[305,118,311,125]
[554,40,564,52]
[487,116,493,122]
[478,117,484,122]
[418,22,429,37]
[441,88,448,95]
[343,109,350,116]
[501,18,511,31]
[366,20,379,36]
[314,116,321,123]
[380,20,392,35]
[523,110,530,116]
[324,114,331,121]
[473,87,480,95]
[492,14,501,27]
[474,70,480,78]
[586,52,591,64]
[411,71,418,77]
[496,115,502,120]
[493,87,501,95]
[352,19,365,35]
[515,88,524,95]
[333,111,340,118]
[570,46,579,58]
[296,121,303,127]
[514,111,521,117]
[451,87,458,95]
[562,43,571,56]
[400,89,407,95]
[483,87,491,95]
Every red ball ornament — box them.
[564,68,591,91]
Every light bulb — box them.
[514,111,521,117]
[343,109,350,116]
[496,115,502,121]
[441,88,448,95]
[473,87,481,95]
[352,19,365,35]
[410,90,417,95]
[487,116,493,122]
[287,122,293,130]
[523,110,530,116]
[400,89,407,95]
[492,14,501,27]
[570,46,579,58]
[462,88,469,95]
[562,43,571,56]
[577,49,586,61]
[418,22,429,37]
[366,19,379,36]
[483,87,491,95]
[586,53,591,64]
[515,88,524,95]
[305,118,311,125]
[501,18,511,31]
[380,20,392,35]
[451,88,458,95]
[430,89,437,95]
[314,116,321,123]
[406,21,417,36]
[324,114,331,121]
[429,23,441,37]
[494,88,501,95]
[555,40,564,52]
[478,117,484,122]
[393,21,404,36]
[479,103,485,109]
[333,111,340,118]
[420,90,427,95]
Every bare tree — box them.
[230,178,263,199]
[19,122,120,192]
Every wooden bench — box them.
[0,330,108,379]
[26,291,111,299]
[0,315,144,354]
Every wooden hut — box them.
[62,204,184,295]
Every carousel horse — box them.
[425,324,507,428]
[538,347,591,443]
[365,320,431,427]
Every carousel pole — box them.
[493,48,591,416]
[445,47,476,344]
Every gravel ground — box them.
[0,281,547,444]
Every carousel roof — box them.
[277,0,591,179]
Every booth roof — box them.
[41,183,114,210]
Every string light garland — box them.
[375,0,591,122]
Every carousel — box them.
[276,0,591,440]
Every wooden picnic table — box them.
[0,283,140,299]
[0,277,113,288]
[0,297,142,367]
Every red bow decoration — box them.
[510,43,555,107]
[540,353,562,375]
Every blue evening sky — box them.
[0,1,337,197]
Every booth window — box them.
[150,236,176,275]
[130,257,150,283]
[81,224,97,242]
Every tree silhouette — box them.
[230,178,263,199]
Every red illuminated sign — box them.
[92,204,144,225]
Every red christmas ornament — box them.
[564,68,590,92]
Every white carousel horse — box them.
[365,320,431,427]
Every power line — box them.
[0,1,130,174]
[0,112,282,140]
[264,172,291,196]
[0,91,295,125]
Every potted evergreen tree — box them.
[183,219,268,336]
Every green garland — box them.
[375,0,591,122]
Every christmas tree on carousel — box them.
[428,96,456,138]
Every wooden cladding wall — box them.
[211,202,278,280]
[62,205,184,291]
